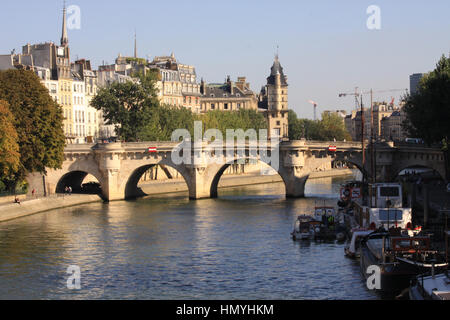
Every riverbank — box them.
[0,169,355,223]
[0,195,101,223]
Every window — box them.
[277,121,281,126]
[211,104,215,110]
[224,103,229,110]
[379,187,400,197]
[379,210,403,221]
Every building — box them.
[72,59,100,142]
[410,73,423,96]
[259,56,289,140]
[149,53,201,112]
[344,101,405,142]
[34,66,59,103]
[380,109,408,142]
[200,76,258,112]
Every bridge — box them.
[26,140,447,201]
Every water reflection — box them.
[0,172,376,300]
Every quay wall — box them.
[0,195,101,223]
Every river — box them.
[0,172,379,300]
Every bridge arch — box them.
[121,160,193,200]
[393,164,446,182]
[207,157,288,199]
[56,171,102,194]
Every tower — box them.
[263,54,289,140]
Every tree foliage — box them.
[0,100,20,181]
[93,70,267,141]
[289,110,351,141]
[199,109,267,138]
[403,55,450,146]
[0,69,65,186]
[91,70,161,141]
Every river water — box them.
[0,172,378,300]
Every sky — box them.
[1,0,449,119]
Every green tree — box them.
[0,100,20,182]
[403,55,450,145]
[288,110,304,140]
[199,109,267,138]
[0,69,65,188]
[288,110,351,141]
[91,70,161,141]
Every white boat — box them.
[352,183,414,232]
[292,215,315,241]
[409,272,450,300]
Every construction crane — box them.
[338,87,408,111]
[308,100,318,121]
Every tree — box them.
[289,110,351,141]
[0,100,20,182]
[0,69,65,188]
[199,109,267,138]
[91,69,161,141]
[403,55,450,145]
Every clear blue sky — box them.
[1,0,449,118]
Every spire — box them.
[134,30,137,58]
[61,0,69,47]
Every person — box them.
[14,197,21,205]
[69,186,72,195]
[32,189,36,197]
[64,186,68,194]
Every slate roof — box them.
[266,57,288,85]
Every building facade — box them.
[410,73,423,96]
[200,76,258,112]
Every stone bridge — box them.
[26,140,447,201]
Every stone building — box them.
[258,56,289,140]
[380,109,408,142]
[199,76,258,112]
[149,53,201,112]
[344,101,403,142]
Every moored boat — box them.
[292,215,315,241]
[360,232,444,296]
[409,272,450,300]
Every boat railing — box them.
[390,237,431,253]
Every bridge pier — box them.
[283,168,310,198]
